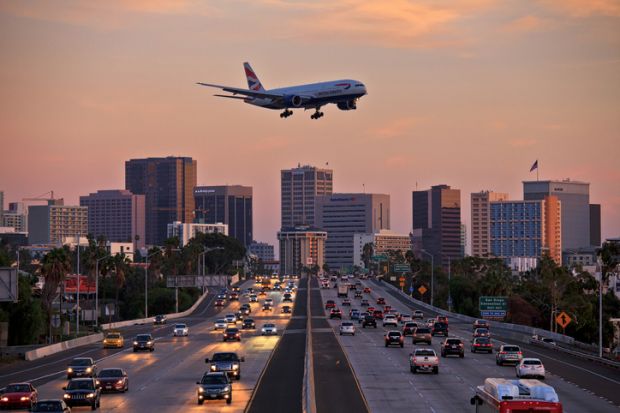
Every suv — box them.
[205,352,245,380]
[62,378,101,410]
[154,314,166,325]
[362,315,377,328]
[196,372,233,405]
[412,310,424,319]
[473,328,490,338]
[431,322,449,337]
[412,327,432,345]
[496,344,523,365]
[436,316,449,325]
[382,314,398,327]
[133,334,155,352]
[330,308,342,319]
[409,348,439,374]
[470,337,493,353]
[325,300,336,309]
[67,357,97,380]
[384,331,404,348]
[473,319,489,330]
[376,297,386,305]
[372,310,384,320]
[441,338,464,358]
[402,322,418,336]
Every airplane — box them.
[197,62,367,119]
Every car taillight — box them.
[459,343,464,347]
[517,352,522,355]
[500,351,506,354]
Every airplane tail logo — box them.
[244,62,265,91]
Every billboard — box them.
[0,268,18,302]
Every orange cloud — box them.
[503,15,552,32]
[540,0,620,17]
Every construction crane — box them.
[23,190,60,204]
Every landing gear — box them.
[280,109,293,118]
[310,110,324,120]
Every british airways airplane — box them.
[197,62,367,119]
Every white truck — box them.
[337,284,348,298]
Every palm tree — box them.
[111,253,131,319]
[40,247,72,342]
[362,243,374,269]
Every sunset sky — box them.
[1,0,619,250]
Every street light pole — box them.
[95,254,110,328]
[76,234,81,336]
[448,257,452,312]
[420,250,434,307]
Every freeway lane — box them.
[2,279,297,412]
[320,278,618,413]
[370,279,620,407]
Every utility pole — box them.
[598,257,603,358]
[421,250,434,307]
[76,234,80,336]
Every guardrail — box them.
[375,279,620,369]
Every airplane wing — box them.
[196,82,283,100]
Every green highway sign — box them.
[372,255,388,261]
[479,296,508,311]
[393,264,410,273]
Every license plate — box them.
[106,386,112,389]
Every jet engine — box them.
[283,95,303,108]
[337,100,357,110]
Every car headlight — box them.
[63,394,70,399]
[117,380,124,385]
[133,341,138,345]
[262,328,266,332]
[86,393,95,398]
[20,396,28,401]
[198,387,204,393]
[210,365,217,371]
[86,367,92,373]
[147,341,153,345]
[68,367,73,373]
[223,386,230,392]
[1,397,8,402]
[232,364,239,370]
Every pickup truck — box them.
[409,348,439,374]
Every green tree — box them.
[362,243,374,269]
[40,247,72,340]
[8,276,45,345]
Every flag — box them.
[530,160,538,172]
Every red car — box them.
[325,300,336,309]
[436,316,449,325]
[215,299,225,306]
[373,310,384,320]
[367,306,376,313]
[376,297,386,305]
[96,368,129,393]
[0,383,37,409]
[383,305,392,313]
[363,287,371,293]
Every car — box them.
[425,318,435,328]
[249,294,258,302]
[214,298,225,306]
[383,305,392,313]
[350,311,361,321]
[360,299,369,306]
[102,332,124,349]
[62,378,101,410]
[409,348,439,374]
[363,287,371,293]
[0,383,37,409]
[367,306,375,313]
[473,319,489,330]
[330,308,342,319]
[431,322,449,337]
[223,328,241,342]
[205,352,245,380]
[240,304,251,314]
[470,337,493,353]
[216,293,227,300]
[281,305,292,314]
[354,291,363,298]
[376,297,386,305]
[399,314,413,324]
[473,328,490,338]
[224,314,237,324]
[325,300,336,309]
[384,331,404,347]
[496,345,523,365]
[516,358,546,379]
[228,292,239,301]
[413,310,424,319]
[258,290,266,297]
[154,314,167,325]
[358,311,370,323]
[262,304,273,312]
[242,318,256,329]
[382,314,398,327]
[362,315,377,328]
[340,322,356,336]
[173,323,189,337]
[235,310,246,321]
[96,368,128,393]
[412,327,432,345]
[283,293,293,302]
[530,335,557,346]
[402,322,418,336]
[342,298,351,306]
[261,323,277,336]
[231,286,240,293]
[265,298,274,306]
[133,334,155,352]
[436,315,449,325]
[196,372,233,405]
[67,357,97,380]
[441,338,464,358]
[214,319,227,330]
[372,310,384,320]
[30,400,71,413]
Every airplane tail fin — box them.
[244,62,265,91]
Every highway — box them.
[320,277,620,413]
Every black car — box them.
[384,331,404,348]
[283,293,293,302]
[205,352,245,380]
[281,305,292,314]
[362,315,377,328]
[96,368,129,393]
[329,308,342,319]
[431,322,449,337]
[196,372,232,405]
[31,400,71,413]
[133,334,154,352]
[441,338,464,358]
[242,318,255,329]
[223,328,241,342]
[67,357,97,380]
[62,378,101,410]
[154,314,166,325]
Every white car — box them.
[264,298,274,306]
[425,318,435,328]
[383,314,398,327]
[339,322,356,336]
[214,319,227,330]
[261,323,277,336]
[409,348,439,374]
[400,315,413,324]
[413,310,424,319]
[225,314,237,324]
[173,323,189,336]
[516,358,546,379]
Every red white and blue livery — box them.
[197,62,367,119]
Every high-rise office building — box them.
[28,199,88,245]
[523,180,590,250]
[412,185,462,267]
[281,165,333,228]
[79,190,146,249]
[490,196,562,265]
[166,221,228,247]
[353,230,411,268]
[278,226,327,275]
[316,193,390,270]
[0,191,4,226]
[471,191,509,257]
[125,157,197,246]
[194,185,253,247]
[2,202,28,233]
[248,241,275,261]
[589,204,601,247]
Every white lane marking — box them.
[0,347,101,379]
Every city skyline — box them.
[1,1,619,248]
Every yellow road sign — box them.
[556,311,572,329]
[418,285,427,295]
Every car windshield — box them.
[98,369,123,378]
[5,384,30,393]
[212,353,238,362]
[201,375,227,385]
[244,319,254,323]
[434,323,447,328]
[415,350,435,356]
[70,359,92,366]
[264,324,275,328]
[523,359,542,365]
[216,319,226,323]
[175,324,186,329]
[225,328,239,333]
[446,340,462,345]
[388,332,401,337]
[32,401,63,412]
[504,346,520,352]
[476,338,491,344]
[67,380,95,390]
[476,329,489,333]
[342,323,353,327]
[415,328,430,334]
[136,335,151,341]
[405,323,417,328]
[106,334,120,339]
